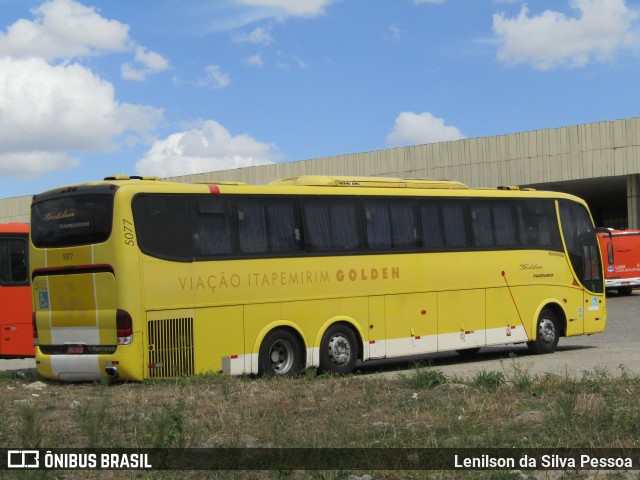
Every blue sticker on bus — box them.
[38,291,50,309]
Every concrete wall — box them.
[0,195,32,223]
[165,117,640,188]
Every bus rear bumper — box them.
[36,354,103,382]
[605,277,640,289]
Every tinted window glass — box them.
[304,199,362,251]
[266,201,303,253]
[582,236,603,293]
[237,199,303,254]
[389,202,419,249]
[0,237,28,285]
[442,203,468,247]
[471,203,493,247]
[195,197,234,256]
[364,201,391,250]
[237,200,268,253]
[364,200,418,250]
[132,195,192,260]
[560,200,597,284]
[420,203,445,249]
[31,193,114,248]
[493,203,517,246]
[516,200,561,249]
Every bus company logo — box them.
[44,210,75,221]
[7,450,39,469]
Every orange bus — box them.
[598,228,640,295]
[0,223,34,357]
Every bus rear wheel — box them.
[258,329,303,376]
[318,324,358,375]
[527,308,560,354]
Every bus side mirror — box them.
[607,242,614,265]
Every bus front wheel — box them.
[318,324,358,375]
[258,329,303,376]
[527,308,560,354]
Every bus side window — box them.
[471,203,493,247]
[266,201,303,253]
[493,202,517,247]
[420,202,445,249]
[364,201,391,250]
[133,195,192,261]
[0,239,9,283]
[237,201,268,254]
[195,197,234,256]
[389,201,419,249]
[365,200,419,250]
[9,239,27,283]
[304,199,362,252]
[442,202,468,248]
[516,200,561,249]
[236,198,303,254]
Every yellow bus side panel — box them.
[384,293,437,357]
[437,289,485,351]
[194,306,244,374]
[367,296,386,358]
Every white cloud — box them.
[0,0,130,60]
[0,56,163,176]
[385,24,402,42]
[0,0,169,81]
[493,0,638,70]
[235,0,335,18]
[122,46,170,81]
[233,26,274,44]
[0,152,80,178]
[386,112,465,146]
[198,64,231,89]
[276,52,307,69]
[245,54,263,67]
[136,120,278,177]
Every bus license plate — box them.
[67,345,84,354]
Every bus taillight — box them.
[32,312,38,346]
[116,309,133,345]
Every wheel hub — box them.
[327,334,350,365]
[269,339,294,373]
[539,318,556,343]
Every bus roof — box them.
[269,175,469,189]
[598,228,640,237]
[33,174,589,205]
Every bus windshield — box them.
[31,187,115,248]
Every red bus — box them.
[0,223,34,357]
[598,228,640,296]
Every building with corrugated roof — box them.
[2,117,639,228]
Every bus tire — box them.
[527,308,560,354]
[318,324,358,375]
[618,287,633,296]
[258,329,303,376]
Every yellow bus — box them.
[30,175,605,381]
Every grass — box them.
[1,365,639,479]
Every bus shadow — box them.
[353,343,597,375]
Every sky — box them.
[0,0,639,198]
